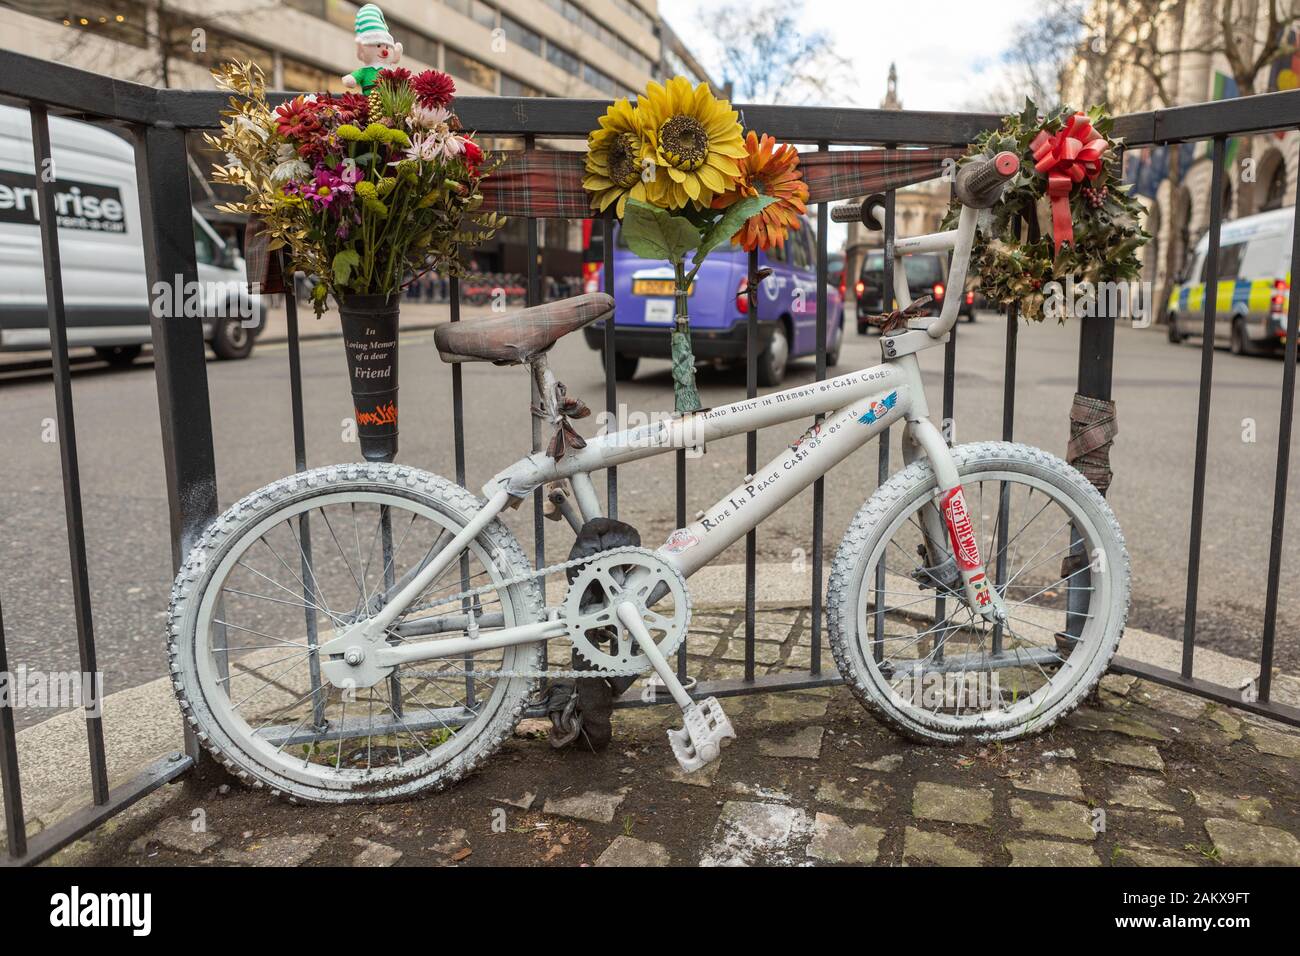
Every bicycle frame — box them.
[318,206,1000,687]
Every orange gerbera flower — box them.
[713,131,808,251]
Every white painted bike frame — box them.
[320,206,994,680]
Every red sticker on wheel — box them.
[940,486,983,571]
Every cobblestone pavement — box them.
[54,606,1299,867]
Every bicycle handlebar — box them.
[953,150,1019,208]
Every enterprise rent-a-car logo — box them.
[49,886,151,936]
[0,170,127,233]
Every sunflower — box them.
[713,131,808,251]
[583,97,649,217]
[638,77,747,210]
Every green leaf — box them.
[332,248,360,286]
[695,195,778,261]
[620,198,700,263]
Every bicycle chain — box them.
[398,546,662,680]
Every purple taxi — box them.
[582,216,845,386]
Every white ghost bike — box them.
[168,151,1128,803]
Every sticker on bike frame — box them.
[969,570,992,607]
[663,528,699,553]
[940,486,983,572]
[857,390,898,426]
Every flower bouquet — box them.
[207,60,503,461]
[941,100,1147,323]
[584,77,808,412]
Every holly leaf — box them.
[696,195,777,260]
[332,248,361,286]
[621,198,699,263]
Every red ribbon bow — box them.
[1030,113,1108,253]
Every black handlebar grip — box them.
[954,151,1020,208]
[830,203,861,223]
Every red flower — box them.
[462,139,483,167]
[413,69,455,109]
[274,96,324,141]
[377,66,411,85]
[326,91,369,125]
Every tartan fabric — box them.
[478,146,967,219]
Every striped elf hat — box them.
[354,4,394,45]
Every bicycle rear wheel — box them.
[828,442,1129,744]
[168,463,543,803]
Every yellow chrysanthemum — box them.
[583,97,649,217]
[638,77,747,210]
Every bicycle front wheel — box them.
[828,442,1129,744]
[168,463,544,803]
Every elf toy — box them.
[341,3,403,94]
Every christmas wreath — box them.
[942,101,1148,322]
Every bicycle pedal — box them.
[667,696,736,773]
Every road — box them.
[1,308,1297,727]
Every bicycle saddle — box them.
[434,292,614,365]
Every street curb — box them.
[257,319,446,347]
[5,561,1295,843]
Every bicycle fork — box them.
[904,420,1005,623]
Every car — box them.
[854,249,976,333]
[1167,206,1293,355]
[583,217,845,386]
[0,104,264,366]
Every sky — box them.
[657,0,1042,111]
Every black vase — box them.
[338,294,400,463]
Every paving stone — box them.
[359,812,401,836]
[718,639,784,666]
[667,758,722,788]
[700,801,811,867]
[1099,674,1138,698]
[543,790,626,824]
[913,782,992,827]
[351,837,402,867]
[1041,747,1077,760]
[807,812,884,865]
[1109,775,1176,812]
[1205,818,1300,866]
[1010,798,1097,840]
[902,827,982,866]
[491,791,536,810]
[1137,684,1208,720]
[1096,743,1165,771]
[758,726,824,759]
[1191,790,1271,823]
[217,833,327,866]
[1067,708,1168,741]
[129,816,221,856]
[595,836,671,867]
[1245,724,1300,760]
[1006,839,1100,867]
[1107,810,1185,834]
[1115,845,1198,867]
[1205,707,1243,742]
[784,644,844,671]
[751,692,828,723]
[854,754,903,773]
[815,778,887,811]
[1011,764,1086,800]
[706,660,750,680]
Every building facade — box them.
[2,0,716,275]
[1061,1,1300,315]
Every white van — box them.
[0,105,263,366]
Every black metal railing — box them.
[1,48,1298,866]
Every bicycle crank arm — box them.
[318,616,567,689]
[615,602,736,772]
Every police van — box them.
[0,104,262,366]
[1167,206,1293,355]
